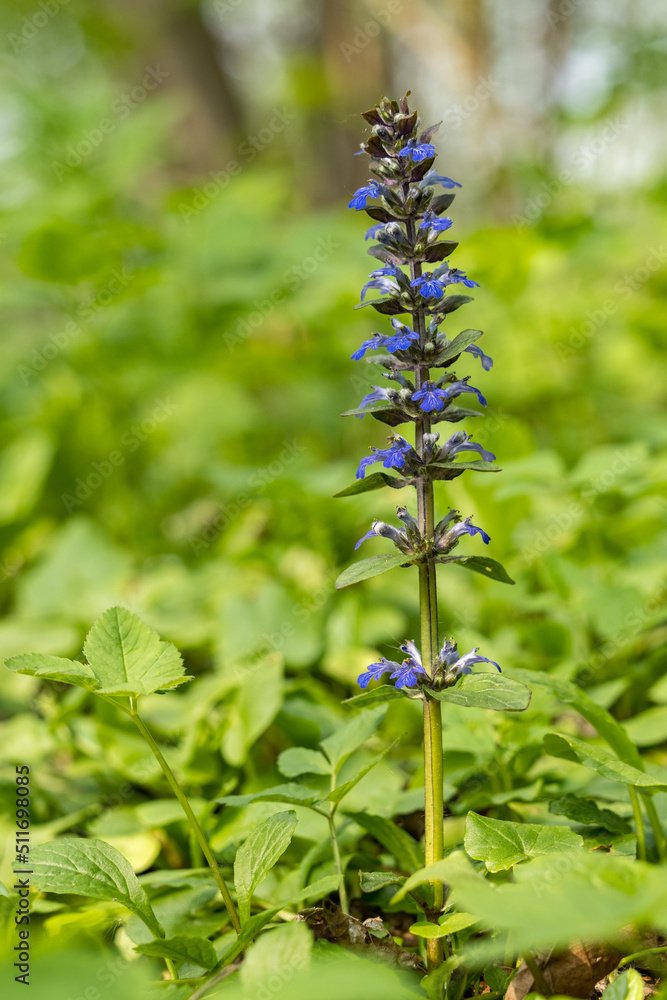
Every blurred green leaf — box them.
[277,747,332,778]
[320,706,386,772]
[335,554,413,589]
[543,733,667,791]
[135,933,217,969]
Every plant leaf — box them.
[335,553,413,589]
[345,812,423,873]
[320,706,387,772]
[464,812,583,872]
[340,402,399,418]
[434,329,483,364]
[431,460,500,474]
[277,748,332,778]
[506,668,643,770]
[543,733,667,792]
[5,653,99,690]
[438,294,473,314]
[83,606,192,695]
[426,674,531,711]
[135,934,217,970]
[31,838,163,937]
[439,555,515,584]
[422,240,459,262]
[602,969,645,1000]
[343,684,405,708]
[359,870,404,893]
[549,794,631,833]
[217,783,323,808]
[410,913,479,938]
[234,811,298,923]
[334,472,408,497]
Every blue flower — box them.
[443,379,487,407]
[356,435,412,479]
[438,264,479,289]
[390,659,427,688]
[448,516,491,545]
[356,386,393,419]
[410,273,446,298]
[383,320,419,353]
[437,639,500,675]
[421,169,462,189]
[442,430,495,463]
[464,344,493,370]
[412,380,449,412]
[365,223,386,241]
[354,519,406,550]
[418,211,453,233]
[357,657,398,689]
[351,334,384,360]
[360,274,399,301]
[398,140,436,162]
[349,181,380,210]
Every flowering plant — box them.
[336,94,531,970]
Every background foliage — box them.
[0,1,666,997]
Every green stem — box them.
[408,214,445,971]
[165,957,177,981]
[328,773,349,912]
[618,944,667,968]
[629,786,647,862]
[129,703,241,935]
[641,793,666,861]
[523,952,551,996]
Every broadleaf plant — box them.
[337,93,530,970]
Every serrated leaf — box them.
[327,737,400,802]
[411,913,479,938]
[345,812,423,873]
[335,553,413,589]
[135,934,217,970]
[543,733,667,792]
[31,838,163,937]
[277,747,332,778]
[549,794,631,833]
[359,870,404,893]
[217,783,323,808]
[426,674,531,711]
[5,653,99,690]
[320,706,387,772]
[234,811,298,923]
[334,472,408,497]
[82,606,192,696]
[344,684,405,708]
[440,555,515,584]
[464,812,583,872]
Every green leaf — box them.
[549,794,631,833]
[345,812,423,873]
[435,329,483,365]
[439,555,515,584]
[340,401,398,417]
[410,913,479,938]
[333,472,408,497]
[602,969,645,1000]
[335,553,413,589]
[432,460,500,474]
[320,706,387,772]
[327,737,400,803]
[439,294,474,314]
[426,673,531,712]
[83,606,192,696]
[31,838,163,937]
[464,812,583,873]
[5,653,99,690]
[543,733,667,792]
[343,684,405,708]
[240,923,312,993]
[277,747,332,778]
[135,934,217,970]
[623,705,667,747]
[217,783,323,808]
[391,859,455,903]
[422,240,459,262]
[234,811,298,923]
[359,870,404,893]
[506,668,643,770]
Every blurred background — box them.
[0,2,666,984]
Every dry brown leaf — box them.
[506,943,622,1000]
